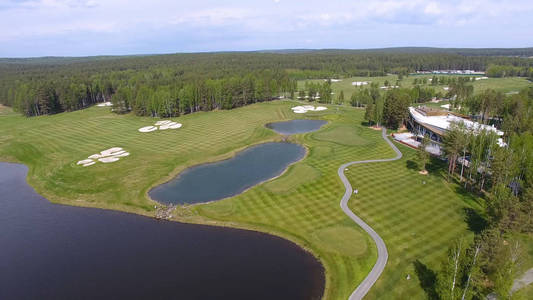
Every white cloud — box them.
[424,2,442,15]
[0,0,531,56]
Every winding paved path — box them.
[338,128,402,300]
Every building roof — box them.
[409,106,504,136]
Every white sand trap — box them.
[155,120,172,126]
[100,147,123,157]
[96,101,112,107]
[98,157,120,163]
[139,126,157,133]
[291,105,328,113]
[352,81,369,86]
[112,152,130,158]
[79,147,128,167]
[140,120,183,132]
[77,159,94,165]
[159,121,182,130]
[168,123,182,129]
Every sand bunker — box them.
[291,106,328,114]
[77,159,93,165]
[139,126,157,133]
[155,120,172,126]
[77,147,129,167]
[475,76,489,81]
[352,81,369,86]
[98,157,120,163]
[139,120,183,132]
[96,102,112,107]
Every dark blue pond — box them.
[149,142,305,205]
[0,162,324,300]
[266,119,327,135]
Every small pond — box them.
[149,142,305,205]
[266,119,327,135]
[0,162,324,299]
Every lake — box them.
[149,142,305,205]
[266,119,327,135]
[0,162,324,300]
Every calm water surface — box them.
[0,162,324,300]
[266,119,327,135]
[149,142,305,205]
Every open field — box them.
[298,76,532,105]
[0,101,388,299]
[346,146,481,298]
[2,100,527,299]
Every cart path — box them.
[338,127,402,300]
[512,268,533,292]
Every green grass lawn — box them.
[346,145,482,299]
[0,100,489,299]
[514,283,533,300]
[298,76,532,105]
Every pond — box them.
[266,119,327,135]
[0,162,324,300]
[149,142,305,205]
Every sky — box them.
[0,0,532,57]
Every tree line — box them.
[407,87,533,299]
[432,89,532,299]
[1,50,531,117]
[345,82,533,298]
[2,69,294,117]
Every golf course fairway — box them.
[0,101,480,299]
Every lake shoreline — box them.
[0,161,326,300]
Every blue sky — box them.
[1,0,532,57]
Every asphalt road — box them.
[338,127,402,300]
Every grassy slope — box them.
[0,100,485,299]
[347,146,482,299]
[298,76,532,104]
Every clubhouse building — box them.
[394,106,505,155]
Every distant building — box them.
[413,70,485,75]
